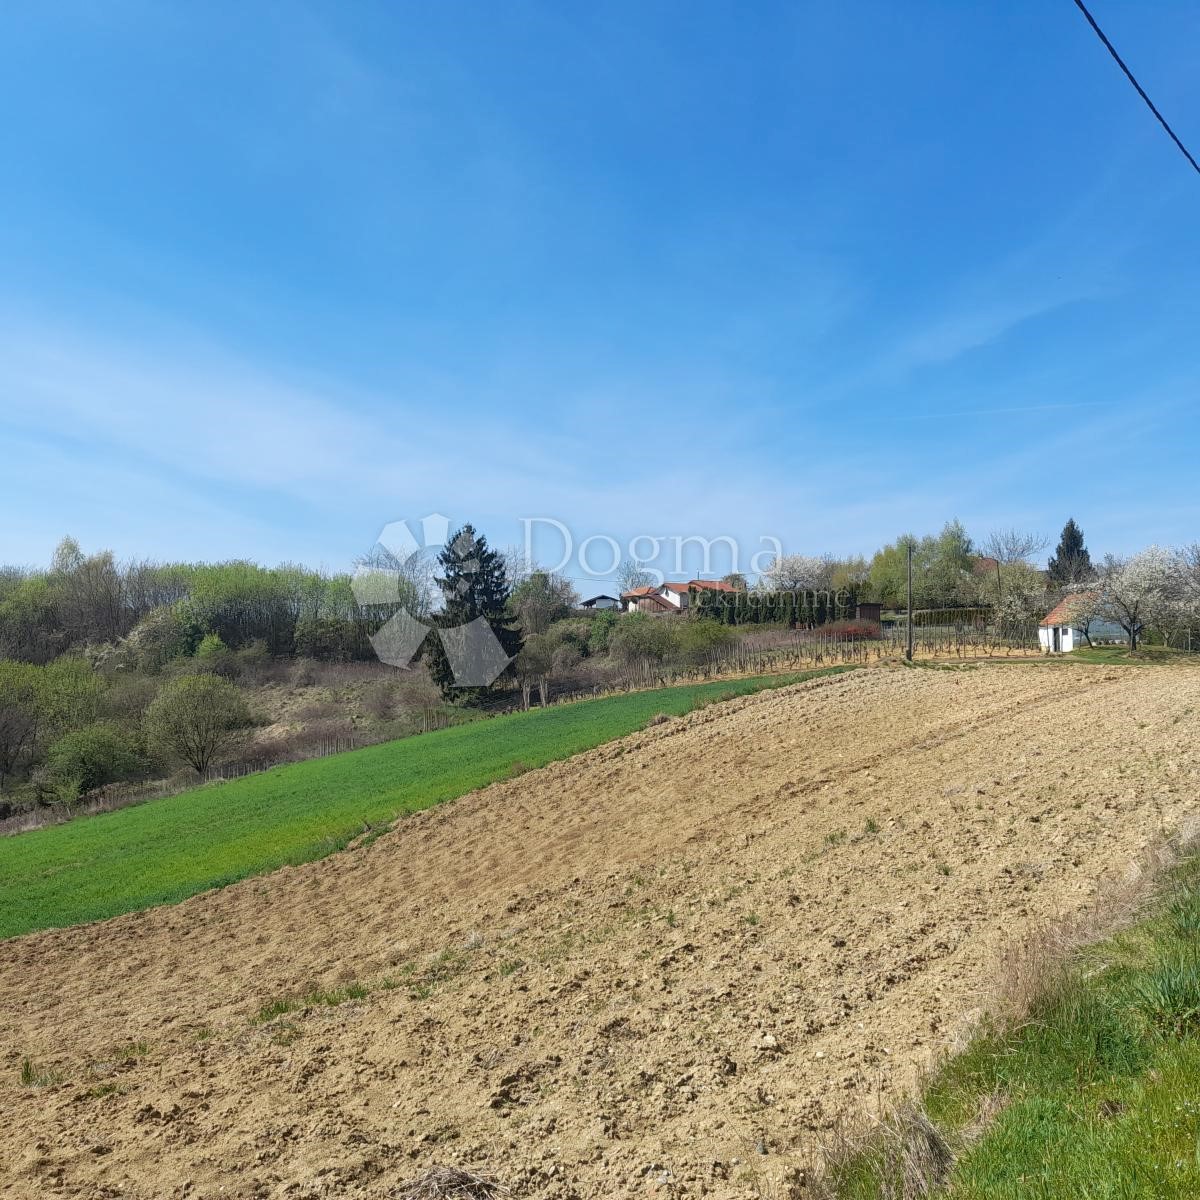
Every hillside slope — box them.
[0,670,838,938]
[2,663,1198,1199]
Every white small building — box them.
[1038,594,1126,652]
[658,582,691,610]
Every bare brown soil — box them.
[2,662,1199,1199]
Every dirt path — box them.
[2,662,1199,1199]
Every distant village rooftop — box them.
[619,579,742,613]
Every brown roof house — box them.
[1037,592,1125,652]
[620,579,739,614]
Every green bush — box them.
[293,616,373,661]
[192,632,242,679]
[608,612,681,665]
[234,638,271,678]
[586,609,619,655]
[1168,892,1200,939]
[676,618,736,663]
[101,673,159,725]
[1133,954,1200,1037]
[544,617,592,654]
[39,656,103,730]
[46,722,142,797]
[195,632,225,656]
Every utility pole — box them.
[906,539,914,662]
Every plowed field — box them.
[3,662,1198,1199]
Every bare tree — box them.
[616,558,654,595]
[980,529,1048,603]
[47,539,129,644]
[66,550,126,643]
[983,529,1048,564]
[0,662,41,791]
[509,570,578,635]
[498,544,534,591]
[514,632,553,710]
[353,544,436,618]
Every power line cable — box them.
[1071,0,1200,177]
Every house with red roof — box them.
[620,586,676,613]
[620,579,740,614]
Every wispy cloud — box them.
[891,399,1110,422]
[0,309,929,569]
[888,291,1086,373]
[5,295,1192,571]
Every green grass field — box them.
[827,854,1200,1199]
[1068,643,1196,666]
[0,667,849,940]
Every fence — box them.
[514,617,1042,711]
[195,734,361,784]
[882,611,1040,658]
[1145,627,1200,653]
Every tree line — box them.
[3,517,1197,816]
[0,536,425,667]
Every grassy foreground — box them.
[827,853,1200,1199]
[0,667,849,940]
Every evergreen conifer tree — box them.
[1047,519,1093,588]
[423,525,522,702]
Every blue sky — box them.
[2,1,1198,587]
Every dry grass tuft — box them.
[799,1100,952,1200]
[877,1104,953,1199]
[798,1115,864,1198]
[394,1165,508,1199]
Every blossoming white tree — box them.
[1096,547,1184,652]
[759,553,837,592]
[1057,588,1104,648]
[1179,545,1200,630]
